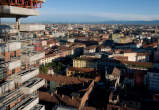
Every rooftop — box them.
[38,74,92,85]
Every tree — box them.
[40,65,48,74]
[57,62,64,72]
[52,61,57,67]
[109,34,113,40]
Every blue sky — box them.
[5,0,159,22]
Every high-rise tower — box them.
[0,0,46,110]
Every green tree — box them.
[40,65,48,74]
[109,34,113,40]
[52,62,57,67]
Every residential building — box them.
[66,67,96,78]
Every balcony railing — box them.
[21,78,45,94]
[18,96,39,110]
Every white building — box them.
[123,52,149,62]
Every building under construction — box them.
[0,0,45,8]
[0,0,46,110]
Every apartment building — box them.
[84,45,97,54]
[124,52,149,62]
[0,0,46,109]
[0,42,21,62]
[21,52,45,68]
[110,52,149,62]
[73,57,99,68]
[0,41,45,110]
[98,45,112,52]
[66,67,96,78]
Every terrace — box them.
[18,96,39,110]
[21,78,45,94]
[16,68,39,83]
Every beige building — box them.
[124,52,149,62]
[73,57,99,68]
[66,67,95,77]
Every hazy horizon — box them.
[1,0,159,23]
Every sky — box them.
[3,0,159,23]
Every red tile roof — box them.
[38,74,92,85]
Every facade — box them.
[66,67,96,77]
[73,57,98,68]
[21,52,45,67]
[154,51,159,62]
[84,45,97,54]
[0,41,45,110]
[99,46,111,52]
[40,54,60,65]
[0,0,46,109]
[124,52,149,62]
[146,72,159,91]
[20,24,45,32]
[0,42,21,62]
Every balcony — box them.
[18,97,39,110]
[7,59,21,70]
[20,24,45,32]
[21,52,45,65]
[21,78,45,94]
[17,68,39,84]
[0,80,15,97]
[0,88,24,109]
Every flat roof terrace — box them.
[0,5,39,18]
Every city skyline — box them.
[1,0,159,110]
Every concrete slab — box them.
[20,24,45,32]
[0,5,39,18]
[0,25,18,34]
